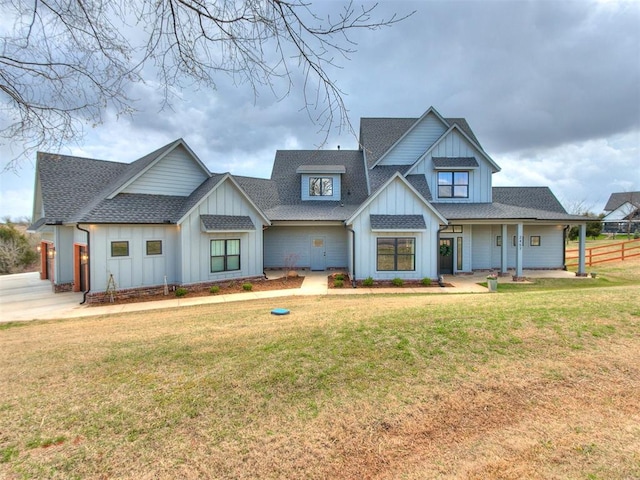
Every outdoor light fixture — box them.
[36,245,41,253]
[47,247,55,258]
[81,253,89,262]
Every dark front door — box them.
[439,238,454,274]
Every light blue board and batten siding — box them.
[89,225,178,291]
[263,226,348,269]
[413,129,493,203]
[122,145,209,197]
[348,178,441,280]
[376,113,448,166]
[179,180,264,284]
[471,224,564,269]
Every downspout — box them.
[346,225,356,288]
[76,224,90,304]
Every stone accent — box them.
[53,282,73,293]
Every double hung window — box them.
[211,239,240,272]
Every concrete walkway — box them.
[0,269,578,323]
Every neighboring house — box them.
[29,106,588,302]
[601,191,640,234]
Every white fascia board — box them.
[406,124,501,175]
[346,172,448,225]
[176,174,271,227]
[370,106,449,169]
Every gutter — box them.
[76,224,91,304]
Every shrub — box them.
[334,274,344,281]
[363,276,374,287]
[0,222,38,274]
[209,285,220,294]
[333,279,344,288]
[421,277,431,286]
[391,277,404,287]
[175,287,188,297]
[242,283,253,291]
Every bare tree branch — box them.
[1,0,414,169]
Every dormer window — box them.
[310,177,333,196]
[438,171,469,198]
[297,164,345,201]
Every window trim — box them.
[210,239,241,273]
[309,176,334,197]
[530,236,541,247]
[110,241,129,257]
[496,236,502,247]
[145,240,163,256]
[437,171,469,199]
[376,237,416,272]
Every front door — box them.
[310,237,326,271]
[439,238,454,274]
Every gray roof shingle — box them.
[370,214,426,230]
[360,117,482,169]
[200,214,255,231]
[432,157,479,169]
[604,191,640,211]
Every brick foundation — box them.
[53,282,73,293]
[85,276,264,304]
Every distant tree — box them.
[1,0,412,168]
[568,212,602,241]
[0,222,38,274]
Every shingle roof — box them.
[36,152,128,223]
[370,214,426,230]
[604,191,640,211]
[78,194,185,223]
[265,203,359,222]
[264,150,367,221]
[360,117,482,169]
[233,175,279,212]
[432,157,479,169]
[433,187,585,221]
[405,174,432,201]
[200,214,255,231]
[368,165,412,193]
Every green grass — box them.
[1,260,639,478]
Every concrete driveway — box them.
[0,272,84,322]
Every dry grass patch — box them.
[1,264,639,479]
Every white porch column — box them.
[577,223,587,276]
[500,224,508,275]
[514,222,524,280]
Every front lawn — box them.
[1,261,639,479]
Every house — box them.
[601,191,640,234]
[29,106,588,302]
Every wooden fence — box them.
[565,239,640,267]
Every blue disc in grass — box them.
[271,308,290,315]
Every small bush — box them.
[242,283,253,291]
[333,279,344,288]
[209,285,220,294]
[363,276,374,287]
[175,287,188,297]
[421,277,431,286]
[391,277,404,287]
[334,274,344,281]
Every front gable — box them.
[347,173,447,226]
[113,140,210,198]
[374,108,449,167]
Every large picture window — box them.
[438,171,469,198]
[376,238,415,271]
[211,239,240,272]
[309,177,333,196]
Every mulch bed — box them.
[328,273,452,289]
[91,275,305,305]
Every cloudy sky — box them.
[1,0,639,220]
